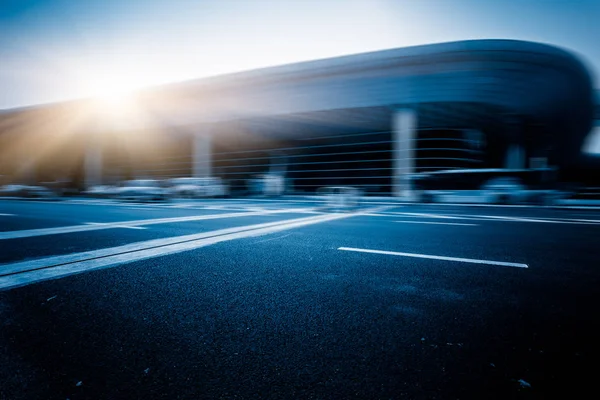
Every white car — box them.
[480,177,528,204]
[84,185,120,198]
[317,186,362,210]
[115,179,169,201]
[0,184,55,198]
[167,177,227,198]
[248,174,285,196]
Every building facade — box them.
[0,39,596,195]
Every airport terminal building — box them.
[0,39,597,196]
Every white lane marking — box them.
[167,203,195,208]
[0,206,390,290]
[557,206,600,210]
[422,203,532,208]
[119,207,168,211]
[203,206,228,210]
[85,222,147,230]
[393,212,466,220]
[0,215,332,276]
[0,213,15,216]
[0,208,315,240]
[366,211,600,226]
[394,220,478,226]
[541,217,600,224]
[474,215,600,225]
[338,247,528,269]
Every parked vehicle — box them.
[115,179,169,201]
[317,186,362,210]
[480,177,528,204]
[248,174,285,196]
[166,177,227,198]
[0,184,56,198]
[84,185,120,198]
[412,168,558,204]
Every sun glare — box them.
[89,84,146,130]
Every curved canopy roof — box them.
[0,39,596,166]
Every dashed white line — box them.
[394,220,478,226]
[338,247,528,269]
[474,215,600,225]
[85,222,147,230]
[393,212,466,220]
[364,211,600,226]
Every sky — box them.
[1,0,599,151]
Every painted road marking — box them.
[338,247,528,269]
[0,206,389,291]
[85,222,147,230]
[364,211,600,226]
[474,215,600,225]
[394,220,478,226]
[167,203,195,208]
[393,212,466,220]
[520,217,600,224]
[0,208,315,240]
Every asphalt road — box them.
[1,198,599,399]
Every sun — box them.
[88,83,144,129]
[94,90,135,111]
[83,67,148,110]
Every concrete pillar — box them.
[503,113,526,170]
[504,143,525,169]
[84,133,102,188]
[18,159,36,185]
[192,135,212,178]
[392,109,417,198]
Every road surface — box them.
[1,198,599,399]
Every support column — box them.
[503,114,525,170]
[84,133,102,188]
[18,160,36,185]
[392,109,417,198]
[504,143,525,169]
[192,135,212,178]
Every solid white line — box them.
[85,222,147,230]
[0,206,389,290]
[542,217,600,224]
[388,212,600,226]
[0,208,315,240]
[394,220,478,226]
[338,247,528,268]
[393,212,466,220]
[474,215,600,225]
[422,203,531,208]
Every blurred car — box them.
[317,186,362,210]
[0,184,56,198]
[480,177,528,204]
[167,177,227,198]
[248,174,285,196]
[115,179,169,201]
[84,185,120,198]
